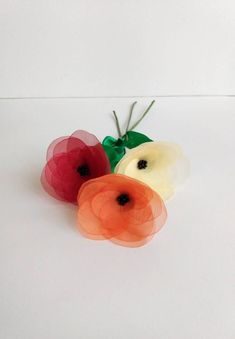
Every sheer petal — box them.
[46,137,67,160]
[41,167,64,201]
[77,180,108,205]
[110,234,154,248]
[115,141,189,200]
[77,201,105,240]
[71,130,100,146]
[41,130,111,203]
[77,174,167,247]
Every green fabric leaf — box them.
[124,131,153,149]
[102,136,126,172]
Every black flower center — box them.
[116,193,130,206]
[76,164,90,177]
[137,159,148,169]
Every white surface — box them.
[0,0,235,97]
[0,98,234,339]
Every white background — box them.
[0,0,235,97]
[0,1,235,339]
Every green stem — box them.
[125,101,137,137]
[113,111,122,138]
[129,100,155,131]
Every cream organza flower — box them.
[115,142,189,200]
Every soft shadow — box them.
[63,203,80,234]
[27,169,79,234]
[28,168,44,196]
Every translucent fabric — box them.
[77,174,167,247]
[41,130,111,203]
[115,141,189,200]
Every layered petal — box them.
[115,141,189,200]
[77,174,167,247]
[41,130,111,203]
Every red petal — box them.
[41,130,111,203]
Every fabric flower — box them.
[41,130,111,203]
[77,174,167,247]
[115,142,189,200]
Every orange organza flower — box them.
[77,174,167,247]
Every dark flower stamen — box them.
[116,193,130,206]
[137,159,148,169]
[77,164,90,177]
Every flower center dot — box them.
[116,193,130,206]
[137,159,148,169]
[76,164,90,177]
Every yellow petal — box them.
[115,142,189,200]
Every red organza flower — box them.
[77,174,167,247]
[41,130,111,203]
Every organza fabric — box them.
[115,141,189,200]
[77,174,167,247]
[41,130,111,203]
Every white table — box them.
[0,97,234,339]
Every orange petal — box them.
[77,174,167,247]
